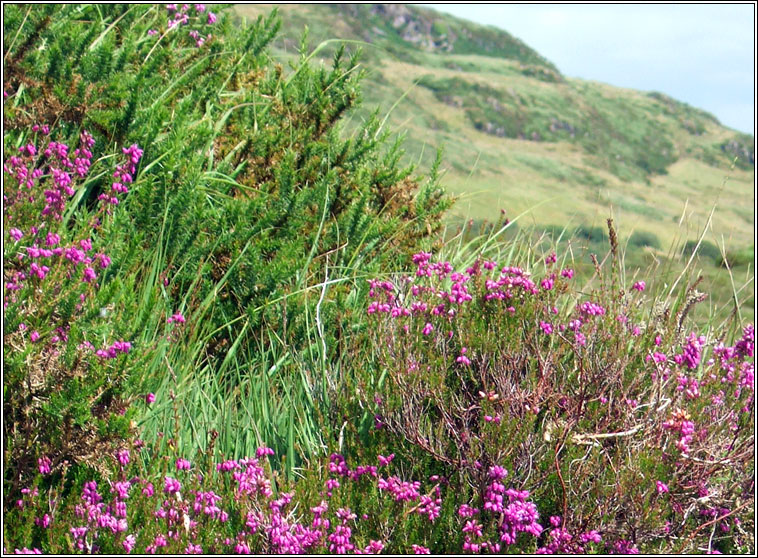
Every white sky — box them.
[423,3,756,135]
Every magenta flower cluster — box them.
[657,323,755,454]
[365,251,634,375]
[156,4,216,48]
[536,515,603,554]
[483,466,543,547]
[4,127,140,358]
[11,439,562,555]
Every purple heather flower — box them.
[122,535,136,553]
[361,540,385,554]
[168,312,186,324]
[113,481,130,501]
[256,446,275,458]
[456,347,471,366]
[580,530,602,544]
[579,301,606,316]
[378,476,421,503]
[82,481,101,506]
[611,539,640,554]
[656,481,669,494]
[95,254,111,269]
[116,449,130,467]
[675,332,706,370]
[417,494,442,522]
[735,324,754,358]
[82,266,97,283]
[458,504,479,518]
[164,476,181,494]
[38,456,52,475]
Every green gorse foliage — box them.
[4,3,449,486]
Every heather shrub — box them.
[2,418,547,555]
[6,232,751,553]
[3,126,147,499]
[348,227,754,553]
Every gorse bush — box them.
[628,230,661,250]
[9,3,448,335]
[4,2,450,480]
[4,0,451,342]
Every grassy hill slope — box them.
[233,4,754,320]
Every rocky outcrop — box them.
[549,118,577,138]
[370,4,456,52]
[474,120,507,138]
[721,138,755,167]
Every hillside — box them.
[234,4,754,258]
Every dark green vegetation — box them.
[3,2,448,487]
[2,4,754,555]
